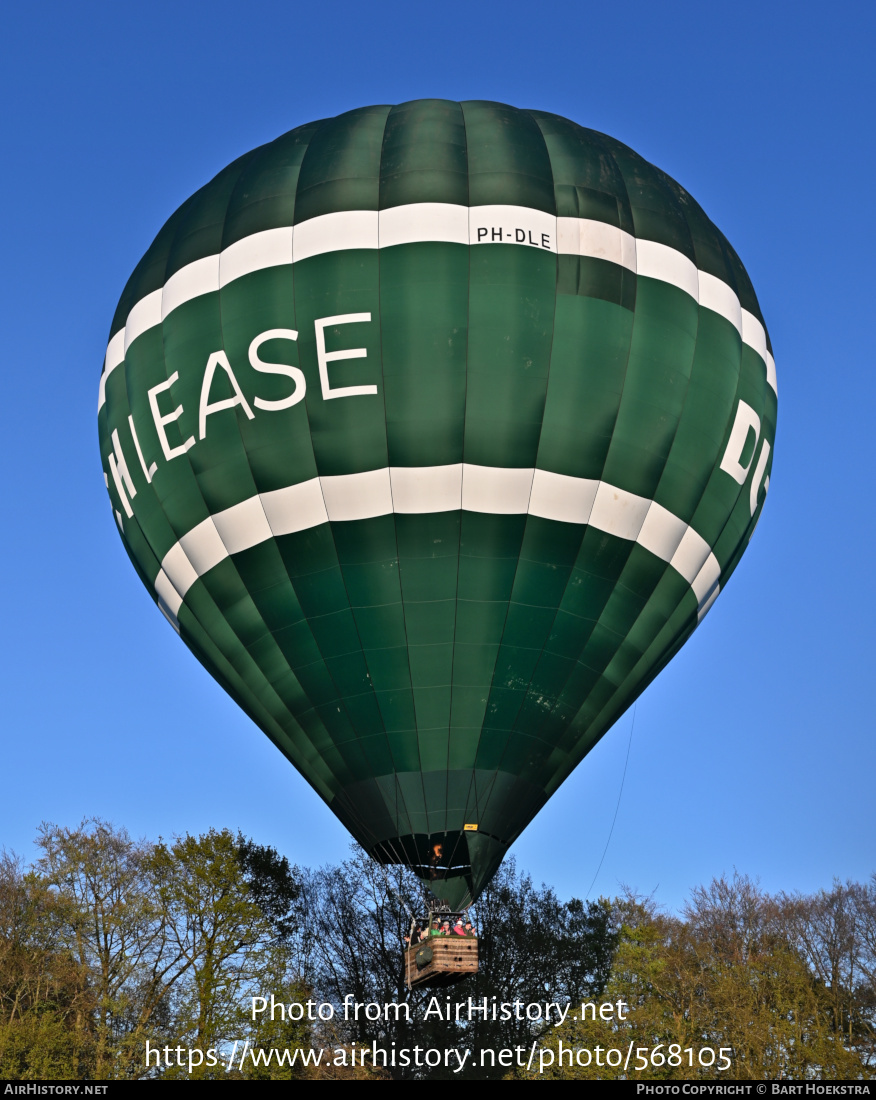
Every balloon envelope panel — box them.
[98,101,776,907]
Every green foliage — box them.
[0,854,93,1078]
[524,876,874,1081]
[235,834,301,945]
[150,830,266,1048]
[240,977,313,1081]
[0,821,306,1080]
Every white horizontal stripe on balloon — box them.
[556,218,636,271]
[380,204,468,247]
[179,517,227,576]
[98,203,778,410]
[765,352,777,394]
[462,465,533,514]
[100,330,127,408]
[390,464,463,513]
[635,239,700,301]
[161,543,198,601]
[155,466,723,621]
[589,483,651,542]
[261,478,328,535]
[219,227,294,287]
[157,601,181,633]
[742,310,777,392]
[468,206,556,250]
[696,579,721,621]
[293,210,378,263]
[154,567,184,619]
[698,272,743,337]
[669,526,713,584]
[637,501,689,561]
[123,289,162,356]
[162,256,219,320]
[528,469,598,524]
[692,554,721,623]
[321,468,393,522]
[742,309,767,360]
[212,495,272,554]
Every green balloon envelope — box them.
[98,101,776,908]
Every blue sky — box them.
[2,0,873,912]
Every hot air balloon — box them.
[98,100,776,912]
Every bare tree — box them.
[299,846,618,1079]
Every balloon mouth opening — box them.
[369,829,495,868]
[368,830,507,908]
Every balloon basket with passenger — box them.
[404,906,479,990]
